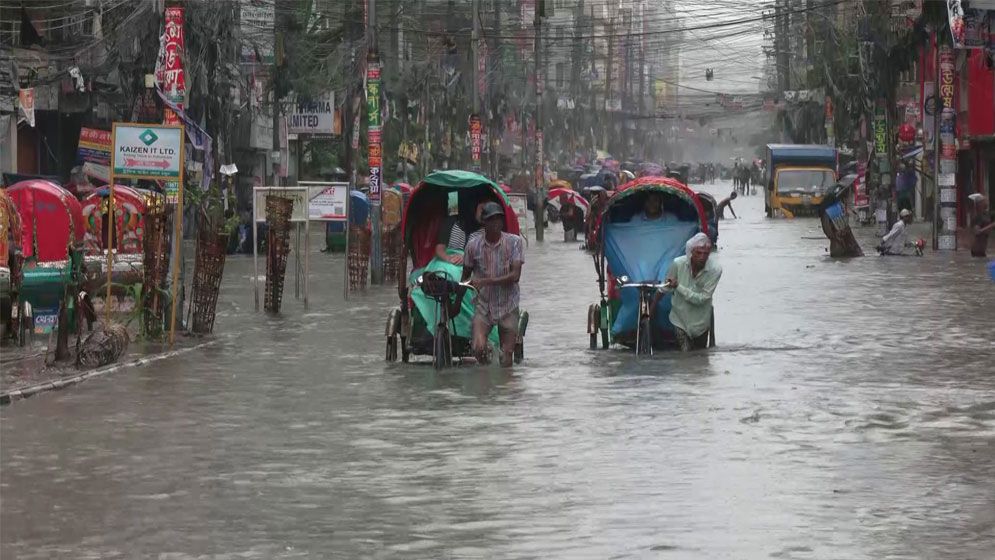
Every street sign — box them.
[112,124,183,179]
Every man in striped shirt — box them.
[463,202,524,366]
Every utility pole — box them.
[471,0,481,172]
[368,0,383,284]
[533,0,545,241]
[604,14,614,150]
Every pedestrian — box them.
[896,162,916,213]
[650,233,722,351]
[968,194,993,258]
[877,208,914,255]
[463,202,525,367]
[716,190,738,219]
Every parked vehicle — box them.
[764,144,837,218]
[6,180,86,336]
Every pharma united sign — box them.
[112,123,183,179]
[287,94,336,135]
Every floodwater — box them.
[2,181,993,559]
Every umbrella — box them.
[499,183,512,194]
[639,162,664,176]
[391,182,412,194]
[549,179,572,190]
[583,185,606,193]
[546,187,590,217]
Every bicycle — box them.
[616,276,670,356]
[417,271,474,370]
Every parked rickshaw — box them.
[6,180,86,335]
[696,191,719,246]
[1,189,23,341]
[587,177,711,354]
[385,170,528,369]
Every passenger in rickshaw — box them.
[632,192,678,223]
[434,191,499,265]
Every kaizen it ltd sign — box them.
[112,124,184,179]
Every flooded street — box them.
[2,181,993,559]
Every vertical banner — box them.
[824,96,834,147]
[477,43,487,101]
[156,6,186,125]
[937,45,958,250]
[366,59,382,201]
[469,114,482,171]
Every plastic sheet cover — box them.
[408,252,499,345]
[604,219,698,335]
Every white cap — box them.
[899,209,912,218]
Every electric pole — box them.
[471,0,481,172]
[368,0,383,284]
[533,0,545,241]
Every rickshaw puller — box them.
[651,233,722,351]
[463,203,525,366]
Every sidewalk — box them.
[0,336,218,405]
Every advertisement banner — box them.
[366,60,382,201]
[306,183,349,221]
[112,124,184,179]
[156,7,186,125]
[78,127,111,165]
[470,114,482,170]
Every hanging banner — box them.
[156,6,186,125]
[937,45,958,251]
[477,43,487,100]
[17,89,34,127]
[366,59,382,202]
[470,114,482,170]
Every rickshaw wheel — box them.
[433,328,452,370]
[514,341,524,364]
[636,318,652,356]
[386,335,398,362]
[400,337,410,362]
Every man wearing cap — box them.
[463,202,525,366]
[650,233,722,351]
[878,209,914,255]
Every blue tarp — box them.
[604,219,699,335]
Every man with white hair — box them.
[651,232,722,351]
[877,209,914,255]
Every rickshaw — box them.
[385,170,528,369]
[1,189,23,342]
[696,191,719,246]
[6,180,87,335]
[587,177,711,355]
[546,187,589,242]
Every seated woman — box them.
[434,192,498,265]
